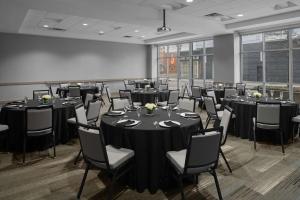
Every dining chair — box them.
[112,98,131,110]
[159,84,168,91]
[179,84,186,98]
[166,127,223,200]
[157,90,179,106]
[33,90,50,100]
[178,97,195,112]
[236,83,246,95]
[24,105,55,163]
[203,96,223,129]
[95,82,105,105]
[67,104,89,165]
[186,83,193,97]
[218,106,233,173]
[48,84,60,98]
[0,124,9,152]
[68,86,81,98]
[292,115,300,142]
[224,88,237,98]
[125,84,135,91]
[191,86,204,111]
[86,99,102,126]
[207,90,221,110]
[253,102,284,154]
[84,93,94,108]
[119,89,141,107]
[76,123,134,200]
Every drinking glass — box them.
[280,91,283,100]
[136,106,141,118]
[167,106,172,119]
[270,90,274,99]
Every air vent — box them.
[274,1,297,10]
[47,27,67,31]
[123,35,133,38]
[204,12,235,22]
[113,26,122,30]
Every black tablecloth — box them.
[131,89,169,105]
[100,108,202,193]
[223,97,298,144]
[0,99,80,152]
[56,86,99,102]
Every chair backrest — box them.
[204,96,217,117]
[75,104,88,125]
[119,90,132,104]
[256,102,280,125]
[125,84,135,91]
[236,83,246,93]
[106,86,112,102]
[77,124,110,170]
[86,99,102,123]
[33,90,50,100]
[168,90,179,105]
[26,105,53,136]
[206,90,217,103]
[96,82,104,94]
[159,84,168,91]
[191,86,201,98]
[179,97,194,111]
[220,106,233,145]
[49,84,59,97]
[186,83,192,97]
[112,98,130,110]
[68,86,81,97]
[184,131,221,174]
[84,93,94,107]
[179,85,186,98]
[224,88,237,98]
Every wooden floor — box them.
[1,102,300,200]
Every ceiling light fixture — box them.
[82,23,88,26]
[98,31,105,35]
[186,0,194,3]
[157,9,171,33]
[237,14,244,17]
[141,35,145,38]
[134,30,139,33]
[43,25,49,28]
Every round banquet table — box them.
[131,89,169,105]
[100,108,202,193]
[0,98,81,152]
[56,86,99,102]
[223,97,298,144]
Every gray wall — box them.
[213,34,235,82]
[0,33,147,100]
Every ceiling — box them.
[1,0,300,44]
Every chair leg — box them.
[292,123,296,143]
[77,163,90,199]
[205,116,211,129]
[107,173,117,200]
[220,148,232,173]
[23,136,26,164]
[177,176,185,200]
[253,128,257,150]
[280,130,285,154]
[53,133,56,158]
[74,149,82,165]
[211,170,223,200]
[297,124,300,138]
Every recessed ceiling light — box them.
[141,35,145,38]
[98,31,105,35]
[82,23,88,26]
[237,14,244,17]
[186,0,194,3]
[43,25,49,28]
[134,30,139,33]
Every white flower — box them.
[145,103,157,111]
[42,95,52,100]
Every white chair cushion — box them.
[166,149,186,174]
[157,101,167,106]
[292,115,300,123]
[0,124,9,132]
[217,111,223,119]
[253,118,279,130]
[106,145,134,169]
[67,117,76,124]
[216,104,221,110]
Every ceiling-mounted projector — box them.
[157,9,171,33]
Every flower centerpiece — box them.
[252,91,262,99]
[42,94,52,104]
[145,103,157,114]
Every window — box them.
[157,39,214,88]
